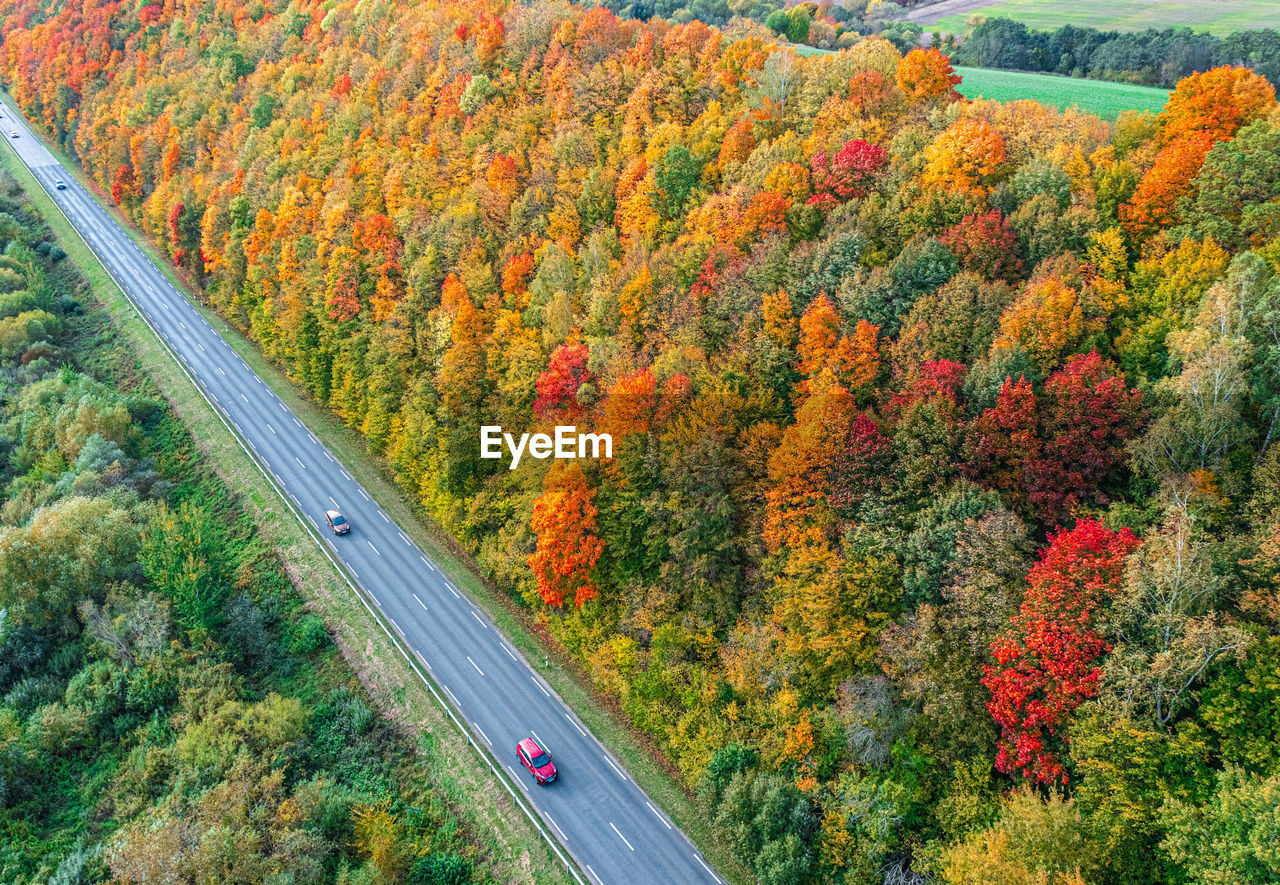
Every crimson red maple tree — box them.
[983,518,1140,784]
[533,343,593,417]
[965,353,1142,525]
[807,139,889,210]
[939,209,1024,281]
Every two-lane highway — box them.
[1,100,723,885]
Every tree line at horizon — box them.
[2,0,1279,881]
[947,16,1280,90]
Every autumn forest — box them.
[2,0,1279,881]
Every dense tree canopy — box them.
[1,1,1278,880]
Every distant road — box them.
[906,0,992,24]
[1,100,723,885]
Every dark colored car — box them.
[54,179,66,189]
[325,508,350,535]
[516,736,557,785]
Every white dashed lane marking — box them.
[610,822,634,851]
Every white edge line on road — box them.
[586,866,601,885]
[443,684,460,706]
[532,678,550,698]
[566,714,587,737]
[379,512,389,523]
[7,127,595,885]
[546,813,568,841]
[502,644,517,662]
[470,611,486,629]
[447,584,459,598]
[473,722,491,747]
[609,822,634,851]
[603,754,627,781]
[647,801,672,829]
[696,856,721,882]
[359,489,370,501]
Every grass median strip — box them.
[0,128,574,885]
[2,91,748,885]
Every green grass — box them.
[931,0,1280,37]
[954,64,1169,118]
[0,91,750,885]
[0,97,575,885]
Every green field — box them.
[932,0,1280,37]
[954,65,1169,119]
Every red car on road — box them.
[325,509,351,535]
[516,736,557,785]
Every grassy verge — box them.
[1,93,748,884]
[954,65,1168,119]
[0,127,573,885]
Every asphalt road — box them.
[1,104,723,885]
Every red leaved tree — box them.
[1035,352,1144,519]
[533,343,593,417]
[807,139,889,209]
[965,353,1141,525]
[827,412,890,516]
[983,518,1139,784]
[939,209,1023,281]
[964,373,1040,511]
